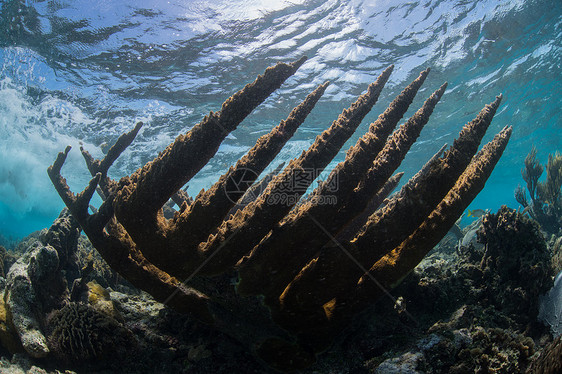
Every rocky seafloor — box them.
[0,206,561,373]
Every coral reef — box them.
[440,326,534,373]
[405,207,553,329]
[48,58,511,370]
[359,206,552,373]
[477,206,552,324]
[0,208,139,369]
[371,325,535,374]
[0,353,77,374]
[0,205,556,373]
[515,148,562,234]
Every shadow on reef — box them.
[45,58,513,371]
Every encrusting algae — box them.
[47,57,511,370]
[0,295,22,355]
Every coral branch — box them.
[80,121,143,196]
[342,142,448,242]
[335,170,403,242]
[47,146,82,218]
[274,82,448,311]
[228,161,286,216]
[47,147,213,324]
[144,82,329,275]
[353,95,502,267]
[238,67,431,297]
[238,75,444,302]
[96,220,213,323]
[273,144,447,314]
[274,97,502,319]
[171,189,192,208]
[113,57,307,247]
[350,125,512,310]
[195,65,393,276]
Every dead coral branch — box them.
[49,59,510,371]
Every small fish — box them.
[467,209,488,218]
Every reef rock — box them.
[3,210,80,358]
[5,243,59,358]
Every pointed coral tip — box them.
[292,56,308,69]
[437,81,448,94]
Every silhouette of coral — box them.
[48,58,511,370]
[538,152,562,216]
[516,149,562,234]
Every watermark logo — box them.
[224,167,339,206]
[224,167,261,204]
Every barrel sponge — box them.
[46,302,135,366]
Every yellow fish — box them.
[467,209,488,218]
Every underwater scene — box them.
[0,0,561,372]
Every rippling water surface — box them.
[0,0,560,240]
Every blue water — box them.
[0,0,560,242]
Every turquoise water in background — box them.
[0,0,560,242]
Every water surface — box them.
[0,0,560,241]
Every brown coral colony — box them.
[48,57,511,370]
